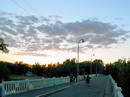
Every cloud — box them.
[14,52,51,57]
[0,12,129,56]
[0,26,17,35]
[89,35,118,45]
[115,18,123,20]
[64,20,117,35]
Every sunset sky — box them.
[0,0,130,65]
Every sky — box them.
[0,0,130,65]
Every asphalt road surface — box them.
[40,75,108,97]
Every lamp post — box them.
[90,54,95,74]
[77,39,84,77]
[96,60,97,76]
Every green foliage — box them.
[0,58,105,79]
[8,63,17,75]
[0,61,10,80]
[93,59,104,74]
[32,63,44,76]
[14,61,29,75]
[104,59,130,97]
[7,61,29,75]
[0,38,9,53]
[80,61,91,74]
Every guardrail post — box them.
[53,77,56,86]
[0,80,4,97]
[42,78,45,88]
[61,77,63,84]
[117,87,124,97]
[114,83,117,97]
[117,87,122,93]
[25,79,30,91]
[77,75,79,81]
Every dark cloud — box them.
[64,20,117,35]
[0,12,129,56]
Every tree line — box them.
[0,58,104,79]
[104,59,130,97]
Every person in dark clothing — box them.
[86,75,91,85]
[73,74,77,82]
[83,74,85,80]
[70,73,73,83]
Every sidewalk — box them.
[104,78,113,97]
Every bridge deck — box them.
[6,75,112,97]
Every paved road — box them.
[6,75,109,97]
[39,75,108,97]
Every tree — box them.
[80,61,91,74]
[32,63,43,76]
[14,61,29,75]
[104,59,130,97]
[0,38,9,53]
[0,38,10,80]
[0,61,10,80]
[93,59,104,74]
[115,59,130,97]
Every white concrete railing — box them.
[0,74,96,96]
[0,75,87,96]
[0,76,70,96]
[109,75,124,97]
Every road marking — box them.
[36,81,84,97]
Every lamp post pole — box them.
[90,54,95,74]
[96,60,97,76]
[77,39,84,78]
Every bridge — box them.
[0,74,123,97]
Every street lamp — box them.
[77,39,84,77]
[90,54,95,74]
[96,60,97,76]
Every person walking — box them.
[70,73,73,83]
[86,74,91,86]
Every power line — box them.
[11,0,32,16]
[23,0,42,16]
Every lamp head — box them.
[81,39,84,42]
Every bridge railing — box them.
[0,74,97,96]
[1,74,91,96]
[109,75,124,97]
